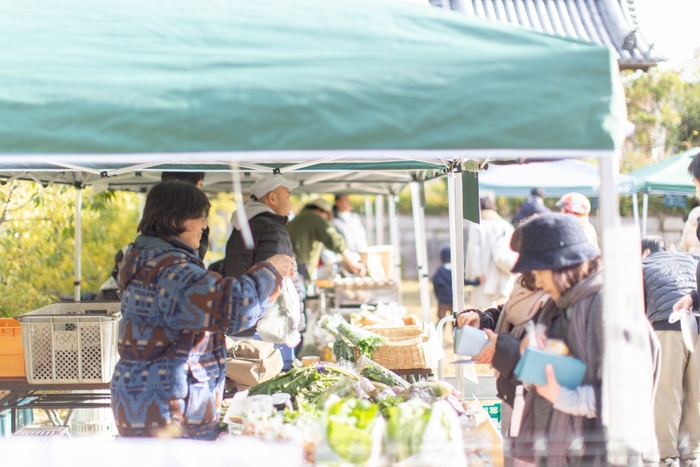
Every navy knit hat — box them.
[511,213,600,273]
[439,246,451,264]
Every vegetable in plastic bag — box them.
[356,355,409,388]
[256,277,301,347]
[326,398,379,463]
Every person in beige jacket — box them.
[681,205,700,254]
[465,198,517,309]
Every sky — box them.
[633,0,700,65]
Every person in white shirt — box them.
[332,194,368,253]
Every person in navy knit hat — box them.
[432,245,480,321]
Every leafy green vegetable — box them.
[357,356,409,388]
[385,399,432,462]
[332,335,356,362]
[326,399,379,463]
[248,365,360,409]
[319,314,386,359]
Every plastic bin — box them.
[16,302,121,384]
[0,318,25,377]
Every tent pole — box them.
[364,197,374,246]
[375,195,385,245]
[632,192,639,229]
[388,192,402,293]
[642,193,649,237]
[410,180,431,324]
[74,185,83,301]
[447,163,465,397]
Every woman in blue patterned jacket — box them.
[110,179,295,439]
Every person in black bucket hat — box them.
[506,213,607,465]
[511,213,600,274]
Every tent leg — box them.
[410,181,431,325]
[632,192,639,229]
[375,195,385,245]
[447,163,465,397]
[365,197,375,246]
[388,193,402,297]
[642,193,649,238]
[74,186,83,301]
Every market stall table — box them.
[0,377,111,434]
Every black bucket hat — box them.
[511,213,600,273]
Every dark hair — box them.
[551,256,602,294]
[335,194,348,203]
[519,272,537,291]
[641,235,672,255]
[138,180,210,238]
[160,171,205,185]
[531,188,545,198]
[480,197,496,211]
[689,153,700,182]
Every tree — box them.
[0,182,139,317]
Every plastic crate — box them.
[16,302,121,384]
[0,318,25,377]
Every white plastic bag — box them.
[256,277,301,347]
[669,308,698,352]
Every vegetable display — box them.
[356,356,409,389]
[326,398,379,463]
[385,398,432,462]
[319,314,387,360]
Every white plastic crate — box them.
[16,302,121,384]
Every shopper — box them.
[642,235,700,467]
[494,213,606,465]
[433,245,481,321]
[465,197,517,309]
[110,180,295,439]
[95,247,127,301]
[513,188,549,226]
[680,203,700,254]
[555,192,599,248]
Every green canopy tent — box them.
[628,147,700,235]
[0,0,653,459]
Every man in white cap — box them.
[555,192,599,248]
[286,198,365,283]
[223,174,300,279]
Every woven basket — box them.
[353,333,431,370]
[363,315,423,339]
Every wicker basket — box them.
[353,333,431,370]
[363,315,423,339]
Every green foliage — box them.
[622,69,700,173]
[0,182,139,317]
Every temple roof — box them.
[431,0,663,70]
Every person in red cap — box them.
[555,192,599,248]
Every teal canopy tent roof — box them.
[0,0,626,162]
[479,159,637,197]
[628,148,700,195]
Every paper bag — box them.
[226,339,283,390]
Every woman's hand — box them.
[456,311,481,328]
[673,293,694,313]
[535,364,561,404]
[267,254,296,278]
[474,329,497,364]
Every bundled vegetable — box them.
[249,364,360,409]
[319,314,386,360]
[326,398,380,464]
[384,398,432,462]
[331,335,355,362]
[356,356,409,389]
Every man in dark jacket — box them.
[512,188,549,226]
[642,235,700,466]
[223,174,299,279]
[223,174,306,341]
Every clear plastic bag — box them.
[256,277,301,347]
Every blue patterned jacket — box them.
[110,235,281,439]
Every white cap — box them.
[249,175,299,200]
